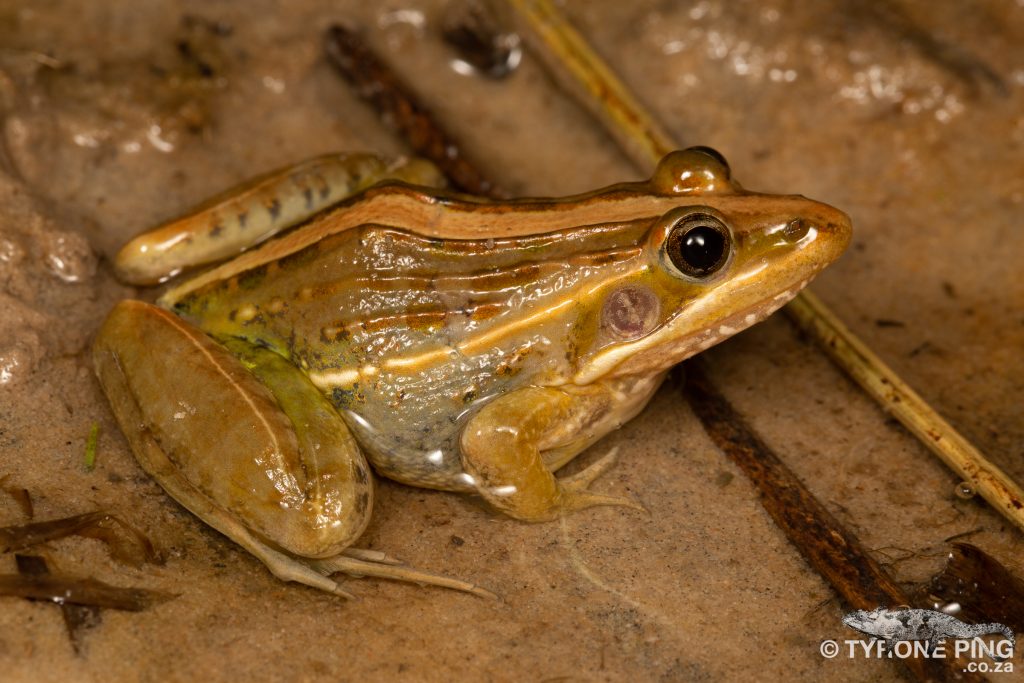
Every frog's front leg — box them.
[93,300,491,598]
[115,153,445,285]
[460,385,649,522]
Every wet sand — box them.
[0,1,1021,680]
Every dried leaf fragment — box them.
[0,510,162,566]
[0,573,173,610]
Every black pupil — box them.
[681,226,725,273]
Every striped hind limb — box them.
[93,300,489,598]
[115,153,445,284]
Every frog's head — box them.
[574,148,851,383]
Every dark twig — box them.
[0,572,173,610]
[685,361,979,682]
[15,554,101,655]
[324,24,504,198]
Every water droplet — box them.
[954,481,975,499]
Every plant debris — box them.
[16,554,101,655]
[0,571,173,611]
[0,511,162,567]
[84,421,100,471]
[2,511,170,653]
[442,0,522,79]
[0,475,34,518]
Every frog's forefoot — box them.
[461,388,646,522]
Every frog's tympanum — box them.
[93,149,851,597]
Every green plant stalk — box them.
[84,422,100,472]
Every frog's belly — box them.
[319,360,520,492]
[293,308,576,490]
[341,403,474,492]
[329,370,666,493]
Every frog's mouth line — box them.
[572,276,811,385]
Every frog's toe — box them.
[560,446,620,489]
[558,447,647,515]
[340,547,404,566]
[559,488,647,515]
[260,551,358,599]
[310,555,497,599]
[327,582,359,600]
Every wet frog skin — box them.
[93,148,851,596]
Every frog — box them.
[92,147,851,598]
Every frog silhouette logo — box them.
[843,607,1014,661]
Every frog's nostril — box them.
[782,218,810,242]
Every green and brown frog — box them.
[93,148,851,597]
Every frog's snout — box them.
[770,198,851,271]
[808,201,853,264]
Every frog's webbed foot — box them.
[200,537,496,600]
[245,545,495,599]
[460,387,645,522]
[309,555,497,600]
[240,537,358,600]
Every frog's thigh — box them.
[460,386,641,522]
[93,300,373,593]
[115,153,445,284]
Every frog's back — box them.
[169,220,647,488]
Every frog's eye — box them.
[651,148,735,195]
[665,213,731,279]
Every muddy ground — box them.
[0,1,1021,681]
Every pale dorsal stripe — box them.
[162,185,777,303]
[165,185,655,301]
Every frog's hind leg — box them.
[114,153,445,285]
[93,300,488,598]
